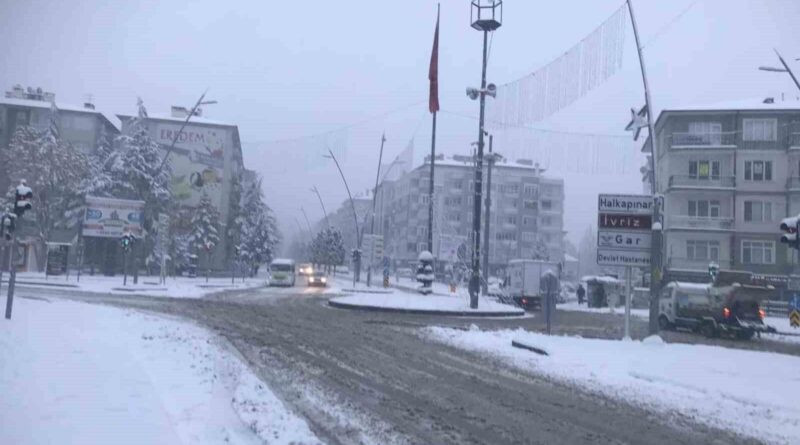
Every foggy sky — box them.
[2,0,799,248]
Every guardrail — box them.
[670,131,737,148]
[669,175,735,188]
[763,299,789,317]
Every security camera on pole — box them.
[5,180,33,320]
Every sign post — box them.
[790,296,800,328]
[597,194,654,339]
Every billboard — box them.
[83,196,144,238]
[154,123,227,210]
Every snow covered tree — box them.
[1,104,89,264]
[106,98,172,238]
[309,227,344,273]
[237,174,280,276]
[189,192,221,280]
[532,236,550,261]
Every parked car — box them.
[307,271,328,287]
[658,272,776,340]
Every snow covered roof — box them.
[663,97,800,113]
[563,254,578,263]
[118,112,235,128]
[0,96,121,131]
[665,281,710,291]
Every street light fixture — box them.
[758,49,800,93]
[467,0,502,309]
[310,186,330,228]
[156,89,217,174]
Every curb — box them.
[6,280,80,288]
[511,339,549,356]
[327,299,524,317]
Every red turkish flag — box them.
[428,5,440,114]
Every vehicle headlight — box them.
[321,277,327,283]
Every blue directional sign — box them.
[790,296,800,311]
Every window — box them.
[444,196,461,206]
[742,240,775,264]
[744,160,772,181]
[689,160,720,179]
[688,122,722,144]
[687,240,720,261]
[446,213,461,222]
[521,232,536,242]
[688,200,720,218]
[420,194,430,205]
[522,216,536,227]
[541,200,552,210]
[417,226,427,237]
[523,184,538,197]
[407,242,416,253]
[541,216,552,226]
[523,200,537,210]
[743,118,777,141]
[744,201,773,222]
[504,215,517,225]
[501,183,519,194]
[418,243,427,253]
[496,232,517,241]
[447,179,463,190]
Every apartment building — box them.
[644,97,800,286]
[378,155,565,273]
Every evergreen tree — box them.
[189,192,221,279]
[238,174,280,275]
[532,236,550,261]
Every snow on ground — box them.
[424,326,800,445]
[5,271,265,299]
[764,316,800,344]
[557,300,650,319]
[330,288,523,315]
[0,297,320,445]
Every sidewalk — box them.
[2,272,265,299]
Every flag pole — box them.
[427,3,440,256]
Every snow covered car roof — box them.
[270,258,295,266]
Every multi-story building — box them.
[377,154,565,274]
[644,97,800,289]
[118,106,245,271]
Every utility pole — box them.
[467,1,501,309]
[300,207,313,235]
[482,134,500,295]
[627,0,662,334]
[367,133,386,287]
[155,90,217,174]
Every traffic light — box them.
[352,249,361,263]
[0,214,15,241]
[13,181,33,218]
[120,232,135,252]
[780,215,800,249]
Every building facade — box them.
[377,155,565,274]
[118,106,245,271]
[645,98,800,287]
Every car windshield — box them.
[271,264,292,272]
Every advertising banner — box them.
[83,196,144,238]
[154,123,227,210]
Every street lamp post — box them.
[156,89,217,174]
[467,0,502,309]
[324,149,361,287]
[367,133,387,287]
[759,49,800,93]
[310,186,330,228]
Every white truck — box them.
[505,259,560,311]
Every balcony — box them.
[668,215,734,231]
[669,131,737,149]
[791,131,800,148]
[667,257,731,271]
[668,175,735,190]
[788,177,800,191]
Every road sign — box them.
[598,194,654,215]
[791,310,800,328]
[597,194,654,268]
[598,213,652,230]
[597,249,651,267]
[597,230,651,250]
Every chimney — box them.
[763,97,775,104]
[171,106,189,118]
[84,102,95,110]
